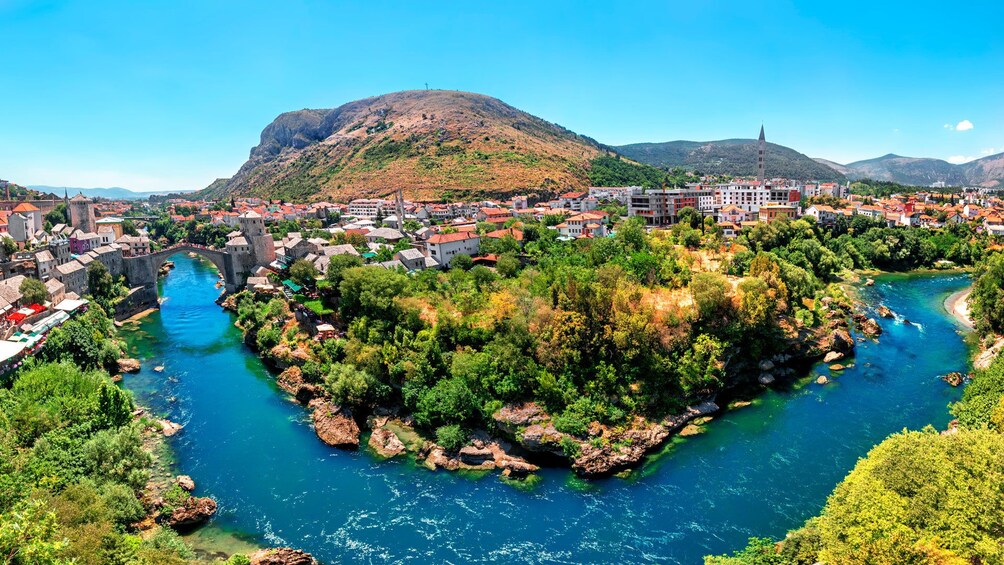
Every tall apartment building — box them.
[628,187,715,227]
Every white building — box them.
[425,232,480,267]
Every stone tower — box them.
[757,125,766,185]
[238,211,275,267]
[68,192,96,233]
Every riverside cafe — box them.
[0,298,89,375]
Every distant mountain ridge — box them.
[29,186,195,199]
[812,153,1004,188]
[615,139,846,182]
[199,90,616,202]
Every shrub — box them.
[435,424,467,451]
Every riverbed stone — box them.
[816,375,829,385]
[823,351,844,363]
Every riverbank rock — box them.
[159,419,183,437]
[493,402,549,427]
[758,373,775,385]
[941,420,960,436]
[249,548,317,565]
[975,337,1004,370]
[829,364,847,372]
[176,475,195,492]
[861,318,882,337]
[309,400,359,448]
[368,427,406,458]
[827,329,854,353]
[117,358,141,373]
[878,305,894,318]
[422,433,539,476]
[823,351,844,363]
[572,402,719,478]
[515,423,565,456]
[165,496,216,530]
[865,278,875,286]
[816,375,829,385]
[154,366,165,372]
[277,367,322,404]
[942,372,964,387]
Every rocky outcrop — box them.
[176,475,195,492]
[309,399,359,448]
[277,366,322,404]
[571,402,720,477]
[941,372,965,387]
[159,419,183,437]
[421,433,539,476]
[823,351,844,363]
[877,305,894,318]
[516,423,566,457]
[249,548,318,565]
[165,496,216,530]
[494,402,549,428]
[816,375,829,385]
[117,358,141,373]
[861,318,882,337]
[368,427,406,458]
[827,329,854,353]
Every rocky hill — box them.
[815,153,1004,188]
[200,90,616,202]
[615,139,845,182]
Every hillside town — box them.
[0,124,1000,382]
[0,160,999,376]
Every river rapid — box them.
[122,256,973,563]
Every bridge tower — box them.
[238,211,275,267]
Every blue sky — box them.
[2,0,1002,191]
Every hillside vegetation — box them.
[200,90,620,202]
[616,139,845,182]
[817,152,1004,188]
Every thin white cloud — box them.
[947,155,985,164]
[982,147,998,156]
[955,119,974,131]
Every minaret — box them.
[396,188,405,232]
[757,125,766,185]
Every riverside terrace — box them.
[0,298,88,374]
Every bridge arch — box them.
[122,244,242,301]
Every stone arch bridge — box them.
[122,244,243,306]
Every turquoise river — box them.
[122,255,973,563]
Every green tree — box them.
[289,259,319,287]
[20,277,48,305]
[0,499,69,564]
[450,254,473,271]
[325,254,363,286]
[338,267,407,321]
